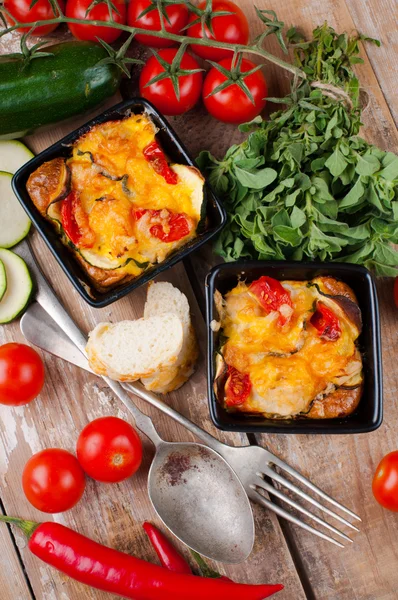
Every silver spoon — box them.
[17,241,255,564]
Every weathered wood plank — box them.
[0,503,34,599]
[0,84,305,600]
[345,0,398,127]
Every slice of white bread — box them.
[141,281,199,394]
[86,315,183,382]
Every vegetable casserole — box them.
[213,275,363,419]
[26,113,204,290]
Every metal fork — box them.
[16,237,361,548]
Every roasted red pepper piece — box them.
[143,140,178,184]
[249,276,293,325]
[61,191,81,245]
[310,302,341,341]
[61,191,95,248]
[225,365,252,406]
[0,516,283,600]
[135,208,191,242]
[143,522,192,575]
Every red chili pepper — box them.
[190,549,233,582]
[249,276,293,325]
[143,522,192,575]
[310,302,341,341]
[0,516,283,600]
[61,191,81,245]
[143,140,178,185]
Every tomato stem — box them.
[0,515,40,539]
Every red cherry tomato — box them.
[225,365,251,406]
[249,276,293,325]
[187,0,249,61]
[128,0,188,48]
[77,416,143,483]
[23,449,86,513]
[310,302,341,341]
[139,48,203,116]
[394,277,398,308]
[4,0,65,35]
[61,191,81,245]
[203,57,267,124]
[372,451,398,512]
[66,0,126,43]
[0,343,45,406]
[135,208,193,243]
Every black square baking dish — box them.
[12,98,226,308]
[206,261,382,434]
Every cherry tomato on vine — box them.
[23,449,86,513]
[66,0,126,43]
[139,48,203,116]
[203,57,267,124]
[4,0,65,35]
[187,0,249,61]
[0,343,45,407]
[372,451,398,512]
[394,277,398,308]
[77,416,143,483]
[128,0,188,48]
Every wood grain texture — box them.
[0,104,305,599]
[1,0,398,598]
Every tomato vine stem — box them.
[0,6,306,80]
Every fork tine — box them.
[264,467,360,532]
[266,455,361,522]
[249,487,345,548]
[254,476,353,543]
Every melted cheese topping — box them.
[67,114,204,274]
[218,278,363,417]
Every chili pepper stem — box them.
[0,515,40,538]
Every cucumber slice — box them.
[0,249,32,323]
[0,140,34,174]
[0,171,31,247]
[0,259,6,302]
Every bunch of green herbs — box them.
[198,24,398,275]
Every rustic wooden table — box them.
[0,0,397,598]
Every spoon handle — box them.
[16,238,163,447]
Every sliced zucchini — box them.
[0,248,32,323]
[0,171,31,247]
[0,140,34,174]
[47,199,63,227]
[78,248,127,270]
[0,259,6,302]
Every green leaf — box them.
[325,146,348,177]
[355,154,380,176]
[273,225,302,246]
[379,152,398,180]
[234,167,277,189]
[339,177,365,209]
[290,206,306,228]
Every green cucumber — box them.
[0,42,121,140]
[0,171,31,247]
[0,259,6,302]
[0,249,32,323]
[0,140,34,173]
